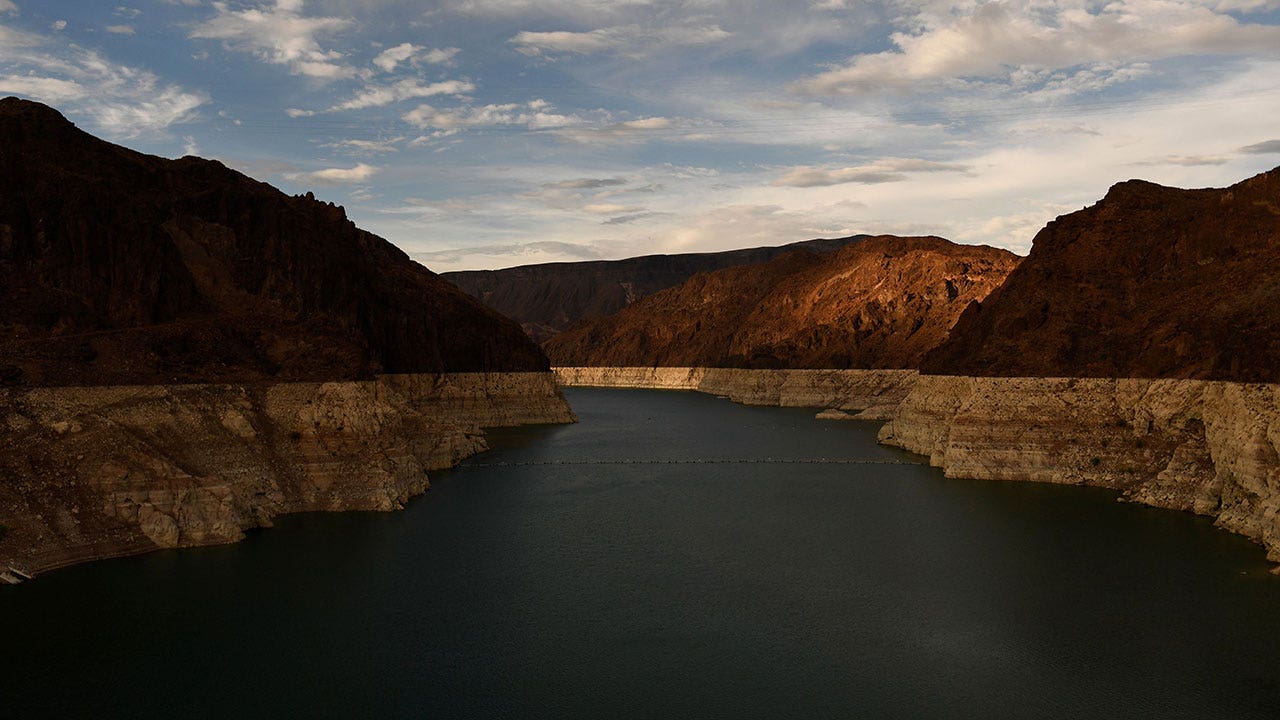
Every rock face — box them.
[442,236,867,342]
[555,366,918,414]
[878,375,1280,565]
[0,373,575,574]
[544,236,1020,368]
[0,97,548,387]
[922,168,1280,382]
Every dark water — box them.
[4,388,1280,719]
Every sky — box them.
[2,1,1280,272]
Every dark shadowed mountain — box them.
[441,236,868,342]
[0,97,549,386]
[921,168,1280,382]
[544,235,1020,369]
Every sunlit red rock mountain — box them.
[442,236,867,343]
[0,97,548,387]
[922,168,1280,382]
[544,236,1020,369]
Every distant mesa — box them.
[442,236,869,343]
[921,168,1280,383]
[543,235,1021,369]
[0,97,549,387]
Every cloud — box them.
[372,43,460,72]
[190,0,355,79]
[772,158,969,187]
[1240,139,1280,154]
[51,20,67,31]
[412,240,605,267]
[284,163,379,185]
[328,78,474,112]
[403,100,583,133]
[510,24,730,57]
[1131,154,1230,167]
[104,25,136,35]
[581,203,644,214]
[323,137,404,154]
[0,1,16,15]
[794,1,1280,96]
[553,116,676,144]
[0,24,205,137]
[546,177,627,190]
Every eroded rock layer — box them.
[544,236,1019,369]
[878,375,1280,564]
[0,373,575,575]
[554,366,918,417]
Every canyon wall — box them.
[0,373,574,576]
[878,375,1280,564]
[554,366,918,417]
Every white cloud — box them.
[794,1,1280,95]
[403,100,584,133]
[0,1,17,15]
[285,163,379,185]
[104,25,136,35]
[373,42,416,72]
[0,24,205,137]
[323,137,404,154]
[772,158,970,187]
[329,78,474,112]
[51,20,67,31]
[553,116,677,144]
[510,24,731,57]
[190,0,355,79]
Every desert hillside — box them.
[0,97,550,387]
[921,168,1280,382]
[544,235,1020,369]
[442,236,867,342]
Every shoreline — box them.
[0,372,576,581]
[556,367,1280,571]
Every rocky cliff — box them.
[545,236,1020,368]
[555,366,918,417]
[442,236,867,342]
[0,373,574,576]
[878,376,1280,565]
[0,97,548,387]
[922,167,1280,382]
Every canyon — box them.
[554,168,1280,569]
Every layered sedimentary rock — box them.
[555,367,918,416]
[878,376,1280,564]
[442,236,867,342]
[922,167,1280,382]
[545,236,1019,369]
[0,373,574,575]
[0,97,546,387]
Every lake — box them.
[3,387,1280,718]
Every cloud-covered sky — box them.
[3,0,1280,270]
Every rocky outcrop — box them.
[442,236,867,342]
[922,167,1280,382]
[878,376,1280,566]
[554,366,918,415]
[544,236,1019,369]
[0,97,548,387]
[0,373,574,576]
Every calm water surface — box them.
[4,388,1280,718]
